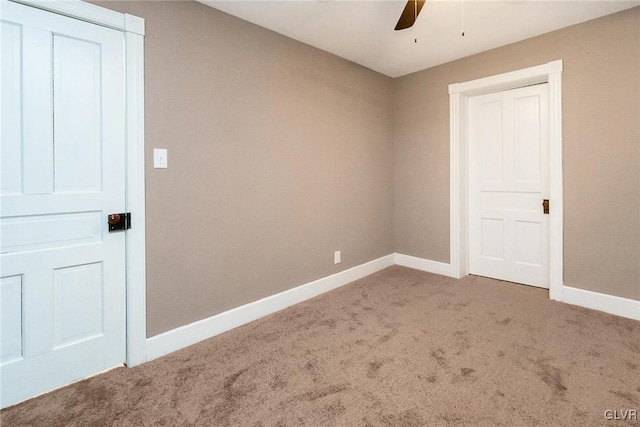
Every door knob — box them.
[107,213,131,231]
[542,199,549,215]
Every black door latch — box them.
[542,199,550,215]
[108,213,131,232]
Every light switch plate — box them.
[154,148,167,169]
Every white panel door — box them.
[0,1,126,408]
[468,84,550,288]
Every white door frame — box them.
[448,60,563,301]
[8,0,147,366]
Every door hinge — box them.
[108,212,131,232]
[542,199,549,215]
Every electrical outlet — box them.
[334,250,341,264]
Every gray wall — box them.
[96,2,639,337]
[393,7,640,300]
[97,1,394,337]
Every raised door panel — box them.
[53,35,103,193]
[1,22,23,195]
[1,276,23,364]
[513,95,542,184]
[478,101,504,184]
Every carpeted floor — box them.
[2,266,639,426]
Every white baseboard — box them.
[146,254,395,361]
[146,252,639,362]
[394,253,452,277]
[561,285,640,321]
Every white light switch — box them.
[334,251,341,265]
[154,148,168,169]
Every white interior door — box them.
[468,84,550,288]
[1,1,126,408]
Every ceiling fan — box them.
[394,0,425,31]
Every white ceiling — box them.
[199,0,639,77]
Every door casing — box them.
[7,0,148,367]
[448,60,563,301]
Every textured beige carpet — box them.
[2,266,639,426]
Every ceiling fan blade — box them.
[394,0,426,31]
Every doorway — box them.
[448,61,563,299]
[468,83,550,288]
[0,0,146,408]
